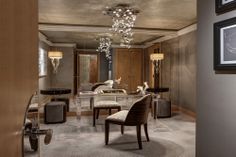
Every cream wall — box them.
[161,31,197,112]
[197,0,236,156]
[51,47,75,95]
[145,31,197,112]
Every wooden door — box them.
[115,48,143,92]
[130,49,143,91]
[0,0,38,156]
[115,49,131,90]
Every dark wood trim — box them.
[78,51,98,55]
[216,0,236,14]
[172,104,196,119]
[214,17,236,70]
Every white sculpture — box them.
[143,82,149,91]
[104,77,122,88]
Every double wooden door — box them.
[114,48,143,92]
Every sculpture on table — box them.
[104,77,122,88]
[137,82,149,95]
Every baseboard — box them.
[172,104,196,118]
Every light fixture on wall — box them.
[48,51,63,73]
[96,37,112,60]
[150,53,164,61]
[150,48,164,88]
[103,4,140,48]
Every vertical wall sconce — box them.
[48,51,63,73]
[150,48,164,88]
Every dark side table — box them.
[146,88,171,119]
[40,88,71,95]
[40,88,71,112]
[40,88,71,124]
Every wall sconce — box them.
[48,51,63,73]
[150,52,164,74]
[150,48,164,88]
[150,53,164,61]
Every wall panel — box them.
[160,31,196,111]
[114,48,143,91]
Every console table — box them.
[40,88,71,112]
[146,88,171,119]
[40,88,71,95]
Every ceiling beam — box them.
[144,23,197,48]
[39,32,77,47]
[111,44,145,49]
[39,32,53,46]
[38,23,177,35]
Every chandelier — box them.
[104,4,139,48]
[96,37,112,60]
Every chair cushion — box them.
[106,110,128,122]
[94,101,120,108]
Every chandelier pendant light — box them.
[104,4,139,48]
[96,37,112,60]
[48,51,63,73]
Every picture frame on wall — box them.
[214,17,236,70]
[216,0,236,14]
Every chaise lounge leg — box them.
[96,109,100,119]
[93,108,96,127]
[154,101,157,119]
[136,125,142,149]
[121,125,124,134]
[144,123,149,141]
[105,121,109,145]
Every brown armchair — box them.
[105,94,152,149]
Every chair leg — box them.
[96,109,100,119]
[105,121,109,145]
[93,108,96,127]
[90,98,92,109]
[118,106,121,111]
[109,109,112,115]
[121,125,124,134]
[144,123,149,142]
[154,101,157,119]
[136,125,142,149]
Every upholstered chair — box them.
[105,94,152,149]
[92,85,121,126]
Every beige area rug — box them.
[24,112,195,157]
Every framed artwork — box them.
[216,0,236,14]
[39,48,47,77]
[214,17,236,70]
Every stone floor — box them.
[24,112,195,157]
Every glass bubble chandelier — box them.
[104,4,139,48]
[96,37,112,60]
